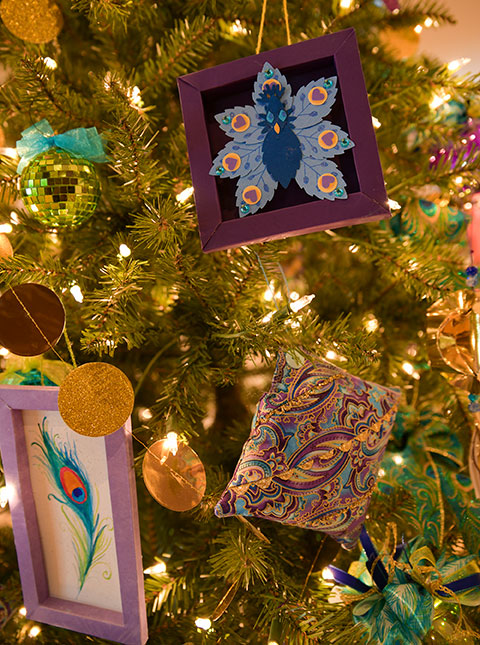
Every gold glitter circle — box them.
[58,362,134,437]
[0,234,13,259]
[143,439,206,511]
[1,0,63,44]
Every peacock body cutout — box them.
[210,62,355,217]
[32,417,111,592]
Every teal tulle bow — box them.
[16,119,108,173]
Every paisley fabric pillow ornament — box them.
[215,352,401,548]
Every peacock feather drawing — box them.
[32,417,111,592]
[210,62,355,217]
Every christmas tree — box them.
[0,0,480,643]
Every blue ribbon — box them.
[16,119,108,173]
[331,527,480,596]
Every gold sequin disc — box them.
[0,0,63,43]
[58,362,134,437]
[143,439,206,512]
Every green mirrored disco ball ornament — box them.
[20,148,100,227]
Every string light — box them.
[388,199,401,211]
[229,19,248,35]
[423,17,433,27]
[430,91,451,110]
[392,454,404,465]
[0,486,9,508]
[127,85,143,108]
[348,244,359,253]
[363,314,379,333]
[402,361,414,375]
[165,432,178,456]
[0,347,9,357]
[42,56,57,69]
[290,294,315,313]
[0,223,12,233]
[176,186,194,203]
[19,607,27,617]
[195,617,212,630]
[262,312,274,324]
[144,560,167,575]
[326,350,339,360]
[339,0,353,8]
[322,567,334,580]
[10,211,19,225]
[414,25,423,34]
[454,176,463,185]
[28,626,41,637]
[447,58,471,72]
[70,284,84,303]
[0,147,18,159]
[289,291,300,301]
[138,407,153,421]
[372,116,381,129]
[119,243,131,257]
[378,468,385,477]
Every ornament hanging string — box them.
[255,0,291,55]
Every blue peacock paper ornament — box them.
[210,62,354,216]
[32,417,111,591]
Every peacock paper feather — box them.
[210,62,354,216]
[32,417,111,591]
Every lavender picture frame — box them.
[0,385,148,645]
[178,27,390,252]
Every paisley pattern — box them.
[215,352,400,548]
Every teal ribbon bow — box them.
[16,119,108,173]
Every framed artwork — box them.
[178,27,390,252]
[0,385,148,645]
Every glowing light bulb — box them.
[138,407,153,421]
[364,315,379,333]
[10,211,19,225]
[388,199,401,211]
[402,361,414,376]
[340,0,353,7]
[424,17,433,27]
[289,291,300,301]
[393,454,404,465]
[195,617,212,630]
[378,468,385,477]
[263,280,275,302]
[454,176,463,185]
[165,432,178,456]
[30,204,39,212]
[19,607,27,617]
[144,560,167,575]
[326,350,338,360]
[430,92,451,110]
[0,223,12,233]
[29,626,41,637]
[414,24,423,34]
[70,284,83,303]
[372,116,381,129]
[0,347,9,357]
[447,58,471,72]
[348,244,359,253]
[290,294,315,313]
[262,312,274,324]
[322,567,334,580]
[119,243,131,257]
[176,186,194,203]
[42,57,57,69]
[0,486,9,508]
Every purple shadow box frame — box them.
[0,385,148,645]
[178,27,390,253]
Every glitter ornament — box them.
[58,362,134,437]
[0,0,63,44]
[20,149,100,227]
